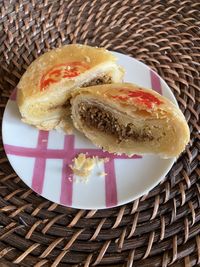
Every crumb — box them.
[68,153,109,183]
[97,171,107,177]
[104,157,109,163]
[68,177,72,182]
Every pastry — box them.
[71,83,190,158]
[17,44,124,130]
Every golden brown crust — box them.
[71,83,190,158]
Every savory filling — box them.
[81,75,112,87]
[78,103,154,142]
[47,75,112,111]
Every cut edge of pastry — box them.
[71,83,190,158]
[17,44,125,132]
[18,61,124,132]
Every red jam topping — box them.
[111,89,162,109]
[40,61,89,91]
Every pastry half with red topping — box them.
[71,83,190,158]
[17,44,124,130]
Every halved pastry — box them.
[17,44,124,130]
[71,83,190,158]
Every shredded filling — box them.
[78,103,154,142]
[82,75,112,87]
[48,76,112,111]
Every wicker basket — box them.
[0,0,199,266]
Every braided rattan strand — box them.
[0,0,199,266]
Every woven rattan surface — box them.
[0,0,200,266]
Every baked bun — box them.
[17,44,124,130]
[71,83,190,158]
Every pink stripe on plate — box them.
[4,144,142,160]
[4,145,67,159]
[10,88,17,101]
[60,135,75,206]
[150,70,162,95]
[31,131,49,194]
[104,159,117,207]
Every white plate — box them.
[2,52,177,209]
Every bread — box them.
[71,83,190,158]
[17,44,124,130]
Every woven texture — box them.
[0,0,200,266]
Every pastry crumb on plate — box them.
[69,153,109,183]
